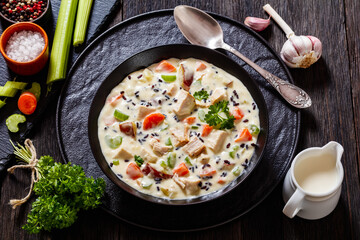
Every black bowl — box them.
[88,44,268,205]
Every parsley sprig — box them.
[11,141,106,234]
[193,90,209,101]
[204,100,235,130]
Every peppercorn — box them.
[0,0,47,22]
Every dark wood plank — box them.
[0,0,359,239]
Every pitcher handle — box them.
[283,189,305,218]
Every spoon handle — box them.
[222,43,312,108]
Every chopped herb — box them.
[134,155,144,167]
[204,100,235,130]
[193,90,209,101]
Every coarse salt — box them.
[5,30,45,62]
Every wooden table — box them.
[1,1,359,239]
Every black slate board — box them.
[57,10,300,231]
[0,0,121,175]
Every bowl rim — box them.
[88,43,269,205]
[0,21,48,64]
[0,0,50,24]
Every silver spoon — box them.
[174,5,311,108]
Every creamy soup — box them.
[98,58,260,200]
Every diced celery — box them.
[232,166,241,176]
[141,180,152,189]
[165,137,172,146]
[198,110,206,122]
[113,160,119,166]
[250,124,260,135]
[73,0,93,47]
[105,135,122,149]
[114,109,129,121]
[0,81,27,97]
[191,125,199,129]
[47,0,79,85]
[167,152,176,168]
[24,82,41,100]
[229,145,240,159]
[160,160,167,169]
[0,99,6,108]
[184,156,192,166]
[6,114,26,133]
[161,75,177,82]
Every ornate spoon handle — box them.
[222,43,312,108]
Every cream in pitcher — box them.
[282,141,344,220]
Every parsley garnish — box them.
[11,141,106,234]
[193,90,209,101]
[134,155,144,167]
[204,100,235,130]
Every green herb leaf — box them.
[193,90,209,101]
[204,100,235,130]
[134,155,144,167]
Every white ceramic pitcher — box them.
[282,141,344,220]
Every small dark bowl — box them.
[88,44,269,205]
[0,0,52,29]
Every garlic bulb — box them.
[281,35,322,68]
[244,17,270,32]
[263,4,322,68]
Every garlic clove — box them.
[280,35,322,68]
[244,16,270,32]
[307,36,322,58]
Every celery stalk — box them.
[0,81,27,97]
[73,0,93,47]
[0,99,6,108]
[46,0,79,86]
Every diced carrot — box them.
[155,60,177,73]
[201,124,213,137]
[199,167,217,177]
[183,116,196,125]
[107,93,123,106]
[217,177,227,184]
[196,61,207,71]
[143,113,165,130]
[235,128,253,142]
[18,92,37,115]
[126,162,143,180]
[172,162,189,176]
[232,107,244,120]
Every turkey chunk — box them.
[167,83,178,96]
[137,105,156,120]
[210,88,228,104]
[170,124,189,147]
[173,174,201,195]
[182,136,205,157]
[139,148,158,163]
[206,130,228,153]
[197,153,210,164]
[173,89,195,117]
[113,147,132,160]
[149,138,172,156]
